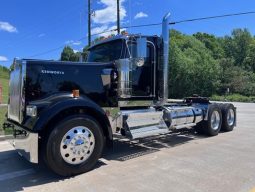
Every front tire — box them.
[44,115,105,176]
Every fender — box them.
[33,95,113,140]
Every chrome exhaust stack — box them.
[156,13,170,106]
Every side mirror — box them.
[136,37,147,58]
[134,37,147,67]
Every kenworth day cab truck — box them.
[3,13,236,176]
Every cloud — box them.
[91,25,109,35]
[65,40,82,46]
[38,33,46,38]
[73,49,79,53]
[0,56,8,62]
[92,25,126,37]
[0,21,17,33]
[92,0,126,24]
[134,12,148,19]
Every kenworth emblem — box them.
[41,70,65,75]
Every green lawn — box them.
[0,68,9,135]
[211,94,255,103]
[0,77,9,104]
[0,106,7,135]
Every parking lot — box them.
[0,102,254,192]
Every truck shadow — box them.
[103,128,206,162]
[0,128,207,192]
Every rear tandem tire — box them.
[195,104,222,136]
[43,115,105,177]
[204,104,222,136]
[220,103,236,132]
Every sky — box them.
[0,0,255,68]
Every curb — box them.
[0,135,13,142]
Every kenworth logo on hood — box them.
[41,70,65,75]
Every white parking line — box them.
[0,169,36,181]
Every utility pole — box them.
[88,0,91,46]
[117,0,120,34]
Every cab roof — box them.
[88,34,159,50]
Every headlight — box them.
[26,106,37,117]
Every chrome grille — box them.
[8,60,26,123]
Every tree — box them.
[243,41,255,72]
[193,32,224,59]
[169,30,221,98]
[222,29,253,67]
[82,45,89,61]
[60,46,80,62]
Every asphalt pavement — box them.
[0,102,254,192]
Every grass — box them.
[0,67,9,104]
[0,67,9,135]
[211,94,255,103]
[0,77,9,104]
[0,106,8,135]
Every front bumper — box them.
[4,120,38,163]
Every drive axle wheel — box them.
[220,103,236,132]
[44,115,105,176]
[204,104,222,136]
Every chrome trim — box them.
[123,110,166,128]
[10,130,38,164]
[8,60,26,123]
[116,59,132,98]
[174,123,196,129]
[120,108,168,139]
[118,100,153,107]
[103,107,121,133]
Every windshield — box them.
[87,40,126,62]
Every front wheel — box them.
[43,115,105,176]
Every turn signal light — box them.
[26,106,37,117]
[72,90,80,98]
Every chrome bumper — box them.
[8,121,38,163]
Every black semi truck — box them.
[4,13,236,176]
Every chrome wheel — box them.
[211,111,220,130]
[227,109,235,126]
[60,126,95,165]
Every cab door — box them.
[127,40,155,98]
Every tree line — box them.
[59,28,255,99]
[169,29,255,98]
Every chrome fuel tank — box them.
[164,106,203,129]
